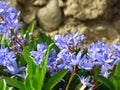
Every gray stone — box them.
[37,0,62,31]
[33,0,48,6]
[64,0,118,20]
[16,0,37,24]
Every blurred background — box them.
[6,0,120,45]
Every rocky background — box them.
[7,0,120,45]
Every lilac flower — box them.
[56,49,76,72]
[0,47,15,65]
[77,52,94,70]
[47,48,58,76]
[30,43,47,65]
[54,32,84,52]
[80,76,94,87]
[76,76,94,90]
[0,47,25,78]
[0,0,20,34]
[4,60,25,78]
[30,43,58,75]
[87,41,118,78]
[112,43,120,64]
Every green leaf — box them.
[98,75,114,90]
[1,34,6,45]
[26,22,34,40]
[23,43,54,90]
[114,61,120,77]
[44,70,69,90]
[0,79,7,90]
[22,46,40,90]
[22,47,37,75]
[37,30,53,45]
[21,27,25,36]
[27,22,34,33]
[81,48,88,57]
[5,77,24,90]
[39,43,54,90]
[111,76,120,90]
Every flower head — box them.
[87,41,118,78]
[0,0,20,34]
[0,47,24,78]
[54,32,84,52]
[30,43,58,75]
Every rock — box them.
[64,0,118,20]
[82,21,120,45]
[37,0,62,31]
[5,0,17,7]
[33,0,48,6]
[58,0,66,7]
[113,18,120,34]
[16,0,37,24]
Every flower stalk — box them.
[65,66,76,90]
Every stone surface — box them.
[5,0,17,7]
[33,0,48,6]
[64,0,118,20]
[37,0,63,31]
[7,0,120,45]
[16,0,37,24]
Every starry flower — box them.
[56,49,76,72]
[0,47,25,78]
[30,43,47,65]
[77,51,94,70]
[112,43,120,64]
[54,32,84,52]
[0,0,20,34]
[87,41,118,78]
[30,43,58,75]
[4,60,25,78]
[74,75,94,90]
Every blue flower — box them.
[4,60,25,78]
[77,52,94,70]
[112,43,120,64]
[30,43,58,76]
[74,75,94,90]
[30,43,47,65]
[0,0,20,34]
[56,49,75,72]
[0,47,15,65]
[0,47,25,78]
[87,41,117,77]
[79,76,94,87]
[54,32,84,52]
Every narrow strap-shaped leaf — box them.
[27,22,34,33]
[44,70,69,90]
[23,43,54,90]
[26,22,34,40]
[98,75,114,90]
[5,77,24,90]
[22,46,37,75]
[0,79,7,90]
[114,61,120,77]
[1,34,6,45]
[39,43,55,90]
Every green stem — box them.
[65,66,76,90]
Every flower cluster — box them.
[31,33,120,79]
[30,43,57,76]
[0,47,25,78]
[0,0,19,34]
[87,41,119,78]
